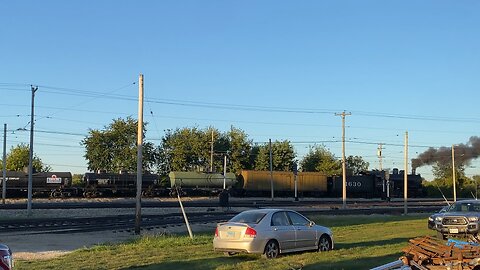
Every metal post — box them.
[335,111,351,209]
[452,145,456,202]
[223,155,227,189]
[404,131,408,215]
[27,85,37,216]
[269,139,274,201]
[135,74,144,235]
[177,190,193,239]
[2,123,6,204]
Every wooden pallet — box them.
[401,236,480,270]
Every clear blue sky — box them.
[1,1,479,178]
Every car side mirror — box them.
[308,221,315,227]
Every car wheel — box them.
[263,240,280,259]
[318,235,332,252]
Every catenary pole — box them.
[135,74,144,235]
[2,123,6,204]
[27,85,37,216]
[335,111,351,209]
[404,131,408,215]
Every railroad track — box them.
[0,206,440,235]
[0,199,449,210]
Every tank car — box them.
[82,171,160,197]
[168,171,236,196]
[0,171,74,197]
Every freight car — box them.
[82,171,163,197]
[238,170,328,197]
[0,171,74,197]
[168,171,237,196]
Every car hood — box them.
[441,212,480,218]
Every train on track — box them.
[0,168,423,199]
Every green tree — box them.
[254,140,296,171]
[227,126,253,174]
[157,127,211,173]
[300,146,341,176]
[432,162,467,187]
[82,117,157,172]
[0,144,50,172]
[346,155,370,175]
[157,126,254,175]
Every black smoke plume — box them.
[412,136,480,169]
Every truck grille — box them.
[442,217,468,225]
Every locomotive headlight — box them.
[468,217,478,222]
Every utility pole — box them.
[404,131,408,215]
[223,155,227,189]
[269,139,274,201]
[2,123,6,204]
[135,74,144,235]
[377,144,384,171]
[452,145,456,202]
[210,130,214,172]
[335,111,351,209]
[27,85,37,216]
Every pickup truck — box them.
[433,199,480,240]
[0,244,12,270]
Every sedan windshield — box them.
[449,202,480,212]
[230,212,266,224]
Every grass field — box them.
[15,214,434,270]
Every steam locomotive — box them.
[0,168,423,199]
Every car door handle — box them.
[273,228,278,231]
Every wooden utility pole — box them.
[452,145,456,202]
[135,74,144,235]
[2,123,6,204]
[335,111,351,209]
[210,130,214,172]
[27,85,37,216]
[404,131,408,215]
[269,139,274,201]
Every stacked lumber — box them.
[401,236,480,270]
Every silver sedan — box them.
[213,208,334,258]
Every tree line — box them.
[80,117,369,176]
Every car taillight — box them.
[245,227,257,238]
[215,227,219,238]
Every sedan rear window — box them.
[230,212,266,224]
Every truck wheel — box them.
[436,231,447,240]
